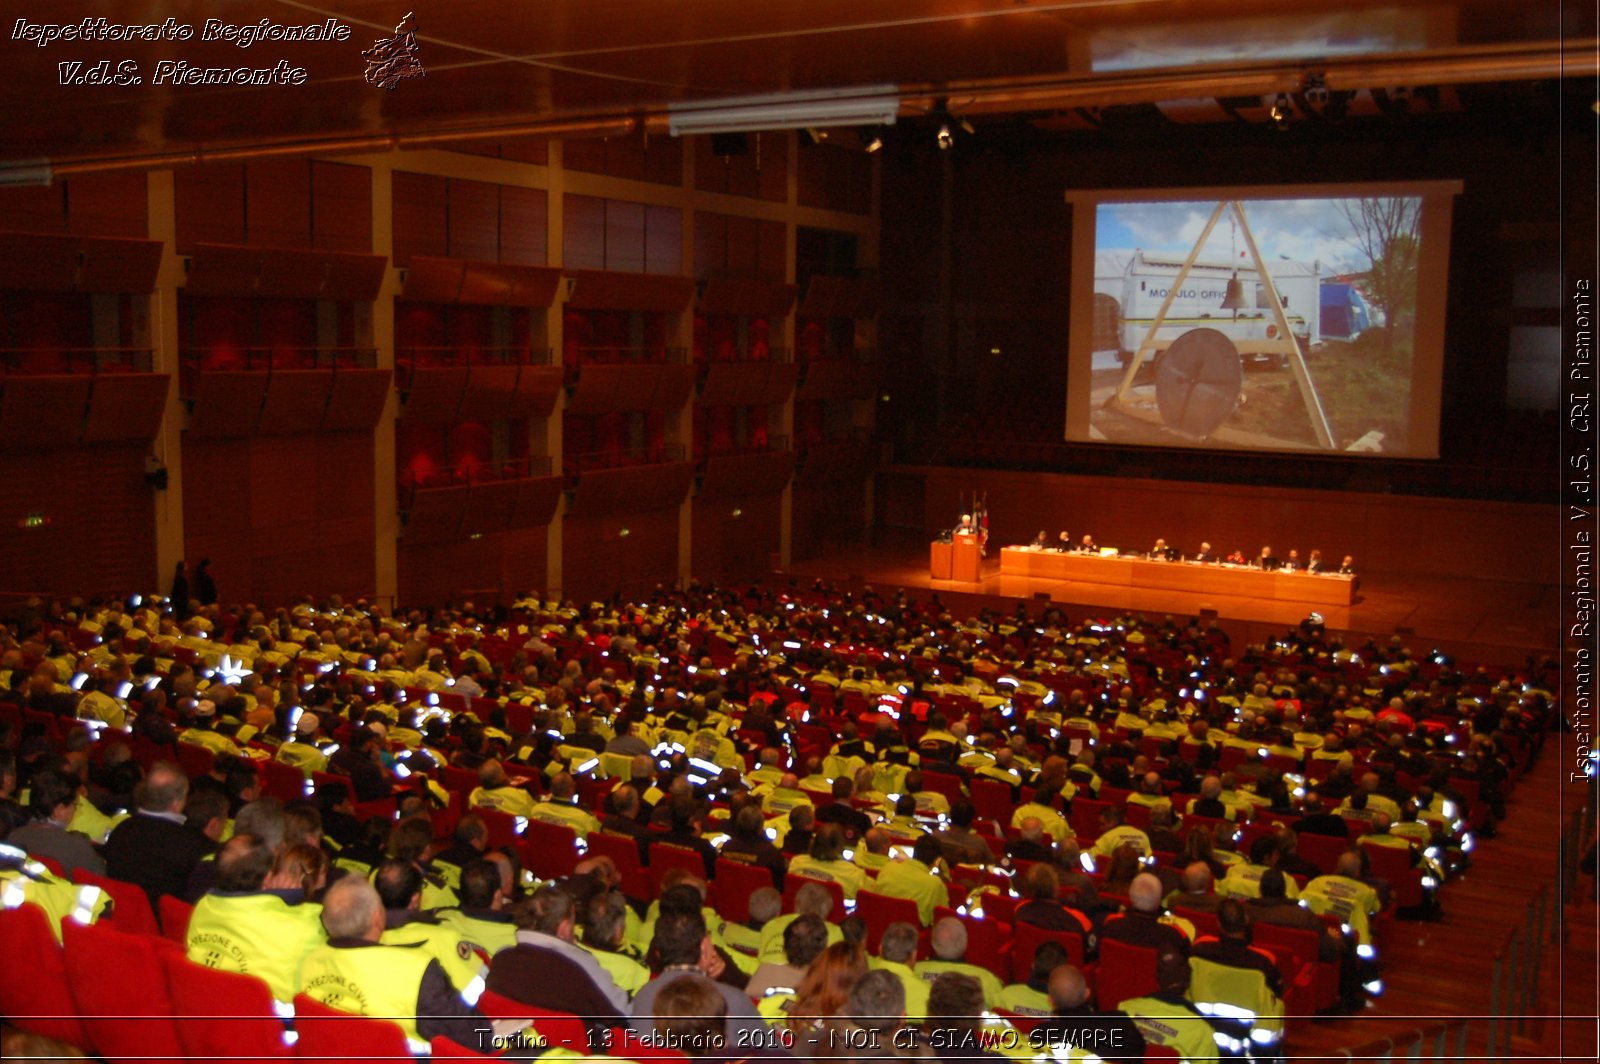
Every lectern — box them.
[929,540,953,579]
[951,535,982,582]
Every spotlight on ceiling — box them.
[958,117,976,136]
[861,130,884,153]
[936,123,954,150]
[804,127,828,145]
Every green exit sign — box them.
[20,512,50,529]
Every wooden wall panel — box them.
[392,171,449,265]
[757,220,788,283]
[311,161,372,253]
[66,173,148,238]
[500,186,547,265]
[562,508,679,602]
[910,467,1558,581]
[83,374,171,443]
[0,377,91,450]
[185,431,376,604]
[564,194,607,271]
[724,215,760,277]
[0,443,155,597]
[398,525,548,608]
[448,179,500,262]
[246,159,312,249]
[691,492,782,586]
[645,206,683,276]
[174,165,246,252]
[605,200,646,274]
[0,184,65,232]
[258,370,333,436]
[694,212,727,279]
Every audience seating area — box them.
[0,582,1558,1062]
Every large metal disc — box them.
[1155,327,1242,438]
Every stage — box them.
[781,529,1559,667]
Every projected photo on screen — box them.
[1065,184,1457,458]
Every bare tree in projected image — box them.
[1336,197,1421,358]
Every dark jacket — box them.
[102,811,213,907]
[487,942,630,1035]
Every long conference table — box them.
[999,547,1356,606]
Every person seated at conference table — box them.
[1225,548,1247,565]
[1256,546,1282,571]
[1057,531,1072,552]
[1338,554,1357,575]
[1077,534,1098,553]
[1032,530,1050,550]
[1306,548,1325,574]
[1192,541,1216,564]
[1148,538,1178,561]
[1281,549,1302,572]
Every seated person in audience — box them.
[432,857,519,957]
[1168,861,1224,915]
[921,972,1002,1060]
[432,813,490,875]
[900,770,952,819]
[1013,862,1095,948]
[1090,804,1151,858]
[758,881,844,964]
[1292,790,1352,839]
[598,784,655,862]
[781,804,818,857]
[562,712,607,755]
[298,876,494,1053]
[604,718,651,757]
[656,794,720,879]
[328,726,393,803]
[746,911,829,998]
[936,800,994,867]
[186,832,326,1003]
[487,884,631,1028]
[650,973,734,1059]
[1247,868,1342,962]
[1118,950,1232,1062]
[1302,850,1383,949]
[873,834,949,926]
[815,776,873,842]
[467,755,537,812]
[824,968,923,1056]
[719,801,788,888]
[873,921,931,1022]
[718,885,782,961]
[8,766,105,880]
[997,939,1068,1016]
[853,826,896,873]
[915,917,1005,1008]
[789,823,869,900]
[527,771,602,839]
[102,760,212,908]
[1100,873,1190,956]
[1030,963,1147,1064]
[631,909,770,1041]
[1146,802,1185,855]
[1188,774,1236,821]
[1273,827,1325,882]
[1100,844,1145,897]
[374,859,486,992]
[1190,898,1284,998]
[1005,817,1056,863]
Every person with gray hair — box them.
[912,917,1003,1007]
[1100,872,1189,956]
[876,922,931,1022]
[103,759,212,908]
[1030,963,1148,1064]
[298,875,493,1052]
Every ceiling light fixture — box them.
[666,85,899,136]
[861,130,884,153]
[936,123,954,150]
[1268,93,1293,130]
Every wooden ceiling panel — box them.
[0,2,1568,173]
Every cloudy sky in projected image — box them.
[1096,197,1419,273]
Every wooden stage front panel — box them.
[998,547,1355,606]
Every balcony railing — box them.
[397,346,554,367]
[400,455,554,491]
[0,348,154,375]
[181,347,378,372]
[699,435,790,460]
[801,346,876,363]
[571,346,688,365]
[564,443,687,475]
